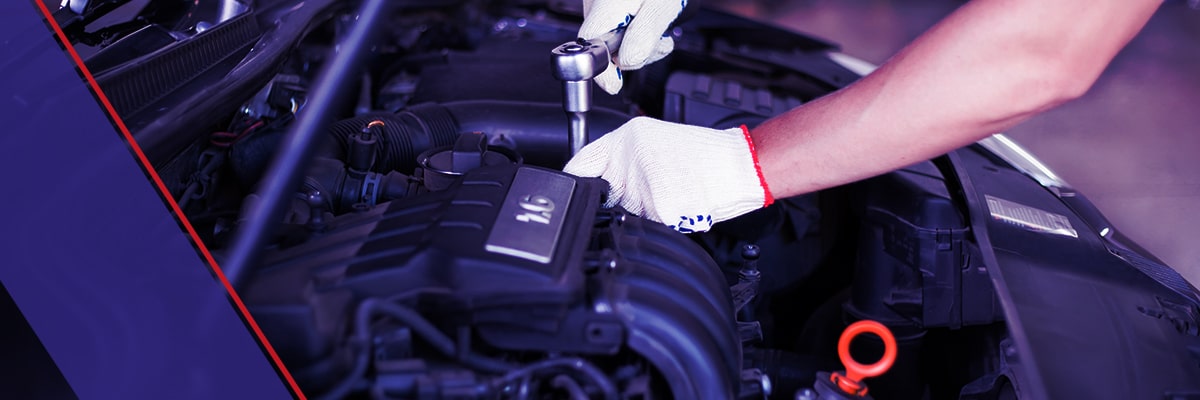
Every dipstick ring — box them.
[831,320,897,396]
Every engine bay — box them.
[77,0,1023,398]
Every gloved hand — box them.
[578,0,686,94]
[564,117,775,233]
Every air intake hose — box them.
[232,101,631,186]
[320,103,461,173]
[320,100,631,171]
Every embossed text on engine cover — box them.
[485,167,576,263]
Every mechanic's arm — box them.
[566,0,1162,233]
[753,0,1162,198]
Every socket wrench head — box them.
[551,39,610,82]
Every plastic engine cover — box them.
[242,164,742,398]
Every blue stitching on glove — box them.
[669,214,713,234]
[616,14,633,30]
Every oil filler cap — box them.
[418,132,520,191]
[830,320,897,397]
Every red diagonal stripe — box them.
[30,2,306,398]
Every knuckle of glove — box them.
[578,1,637,39]
[594,68,623,95]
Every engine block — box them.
[242,164,742,398]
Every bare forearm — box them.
[752,0,1161,198]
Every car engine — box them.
[75,0,1023,398]
[246,159,744,398]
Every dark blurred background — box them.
[714,0,1200,285]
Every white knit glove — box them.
[564,117,775,233]
[579,0,686,94]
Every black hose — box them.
[317,104,461,173]
[315,100,631,172]
[315,298,378,400]
[319,297,517,399]
[551,375,591,400]
[488,358,619,400]
[231,100,632,187]
[222,0,391,291]
[444,100,629,168]
[372,301,515,373]
[319,298,621,400]
[318,298,516,399]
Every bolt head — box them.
[551,39,609,81]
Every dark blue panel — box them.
[0,3,293,400]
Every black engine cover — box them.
[243,164,742,398]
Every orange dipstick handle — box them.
[830,320,897,396]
